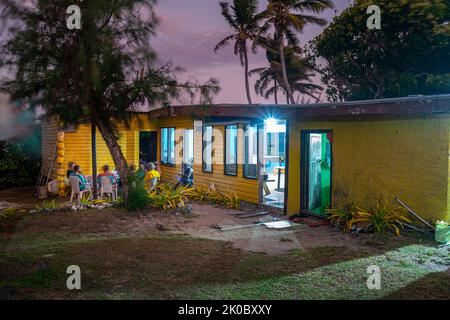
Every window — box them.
[224,125,238,176]
[267,132,285,158]
[183,129,194,166]
[202,126,213,173]
[161,127,175,166]
[244,124,258,179]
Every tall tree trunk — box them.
[244,50,253,105]
[274,79,278,105]
[279,39,295,104]
[82,1,131,203]
[94,119,131,203]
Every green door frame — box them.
[300,129,333,217]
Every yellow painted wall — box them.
[157,117,193,183]
[287,116,450,223]
[192,122,259,204]
[135,117,259,203]
[42,113,450,222]
[45,122,136,177]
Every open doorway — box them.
[301,131,332,216]
[139,131,158,165]
[262,119,286,209]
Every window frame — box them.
[202,125,213,173]
[224,124,238,177]
[182,129,194,167]
[243,124,258,180]
[160,127,176,167]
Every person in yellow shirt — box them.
[144,162,160,190]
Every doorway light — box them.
[265,118,286,133]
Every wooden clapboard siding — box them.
[95,130,128,172]
[193,123,259,204]
[41,117,60,179]
[64,124,92,175]
[158,117,194,183]
[42,114,260,205]
[65,124,129,175]
[125,131,139,168]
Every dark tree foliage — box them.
[257,0,334,104]
[250,44,322,103]
[0,131,41,190]
[215,0,262,104]
[0,0,219,201]
[311,0,450,102]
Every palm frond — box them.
[219,2,239,30]
[214,34,236,53]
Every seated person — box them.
[98,165,117,185]
[136,164,146,180]
[178,164,194,187]
[70,165,90,191]
[66,162,75,178]
[144,162,160,190]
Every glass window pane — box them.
[161,128,168,164]
[244,124,258,178]
[183,130,194,166]
[168,128,175,165]
[202,126,213,172]
[225,125,237,175]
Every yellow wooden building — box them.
[42,94,450,223]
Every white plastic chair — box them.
[69,176,92,203]
[47,180,59,194]
[64,177,70,187]
[100,176,116,201]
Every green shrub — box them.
[148,183,194,211]
[356,197,412,236]
[0,135,41,190]
[35,199,58,211]
[190,188,240,209]
[126,173,149,211]
[326,203,359,233]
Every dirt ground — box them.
[0,188,410,256]
[1,187,449,300]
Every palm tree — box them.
[258,0,333,104]
[250,48,322,103]
[215,0,261,104]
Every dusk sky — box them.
[152,0,351,104]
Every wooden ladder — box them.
[35,139,58,194]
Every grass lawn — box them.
[0,194,449,300]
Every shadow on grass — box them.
[1,232,446,300]
[0,191,446,300]
[381,271,450,300]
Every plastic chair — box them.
[47,180,59,194]
[69,176,92,203]
[100,176,116,201]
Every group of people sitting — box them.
[66,162,120,192]
[64,160,193,197]
[130,162,161,190]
